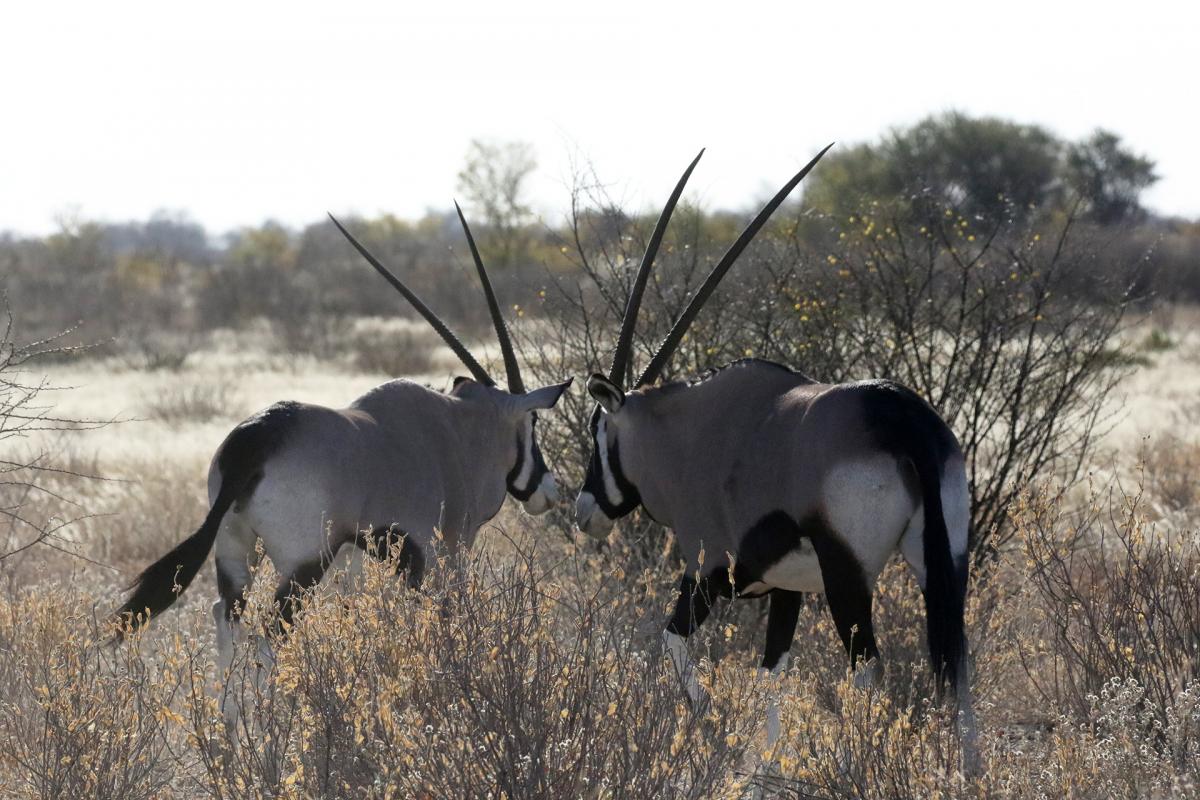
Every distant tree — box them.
[803,113,1157,229]
[104,210,212,267]
[198,222,298,328]
[456,139,537,267]
[41,216,121,338]
[804,113,1063,221]
[1065,129,1158,224]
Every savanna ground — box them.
[0,298,1197,800]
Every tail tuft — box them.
[112,498,230,639]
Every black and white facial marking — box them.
[575,404,642,538]
[500,378,572,515]
[507,412,558,514]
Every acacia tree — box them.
[801,112,1157,229]
[1065,129,1159,225]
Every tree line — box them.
[1,112,1196,354]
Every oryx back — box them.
[214,380,508,583]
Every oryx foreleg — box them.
[664,571,731,705]
[759,589,802,750]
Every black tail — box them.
[912,449,968,693]
[860,380,969,692]
[113,401,298,637]
[112,480,241,635]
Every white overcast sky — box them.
[1,0,1195,236]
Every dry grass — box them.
[0,480,1196,798]
[1,314,1199,797]
[139,380,242,425]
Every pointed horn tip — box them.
[328,213,354,237]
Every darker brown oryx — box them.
[116,208,571,685]
[574,148,977,762]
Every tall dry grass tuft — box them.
[0,592,187,799]
[2,464,1200,796]
[188,538,759,799]
[1014,480,1200,726]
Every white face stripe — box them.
[596,416,623,505]
[514,415,536,489]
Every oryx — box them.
[574,148,977,764]
[115,207,572,683]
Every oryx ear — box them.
[516,377,573,412]
[587,373,625,413]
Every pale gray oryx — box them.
[115,208,572,680]
[574,148,977,761]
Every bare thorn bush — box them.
[1013,478,1200,737]
[0,293,109,565]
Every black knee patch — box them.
[666,571,732,637]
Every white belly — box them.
[761,546,825,593]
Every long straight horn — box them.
[329,214,494,386]
[453,201,524,394]
[608,148,705,388]
[635,143,834,387]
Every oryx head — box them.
[331,206,571,515]
[575,145,834,537]
[449,375,571,514]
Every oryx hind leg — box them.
[820,456,918,687]
[810,528,881,687]
[273,558,329,632]
[213,557,252,677]
[211,514,259,726]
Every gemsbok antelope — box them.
[573,148,978,766]
[115,208,572,687]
